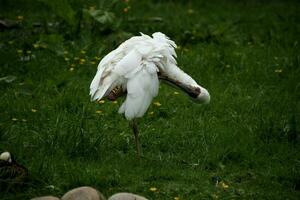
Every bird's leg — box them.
[130,119,141,158]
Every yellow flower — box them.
[149,187,157,192]
[31,108,37,113]
[40,44,48,48]
[98,100,105,104]
[112,100,118,104]
[89,6,96,11]
[153,101,161,107]
[79,58,86,64]
[33,44,39,48]
[17,49,23,54]
[174,197,180,200]
[90,61,96,65]
[64,57,70,61]
[69,67,74,72]
[80,50,86,54]
[12,118,18,121]
[17,15,24,20]
[219,181,229,189]
[95,110,103,114]
[187,9,194,14]
[149,111,154,115]
[123,7,129,13]
[275,69,282,73]
[174,91,179,95]
[94,56,101,61]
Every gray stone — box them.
[31,196,60,200]
[108,193,148,200]
[61,186,105,200]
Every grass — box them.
[0,0,300,199]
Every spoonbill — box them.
[90,32,210,157]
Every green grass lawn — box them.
[1,0,300,199]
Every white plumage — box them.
[90,32,210,121]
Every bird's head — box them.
[0,151,12,163]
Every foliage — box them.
[0,0,300,199]
[39,0,76,26]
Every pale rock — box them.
[61,186,105,200]
[108,193,148,200]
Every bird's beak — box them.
[105,73,210,104]
[158,73,210,104]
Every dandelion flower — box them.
[174,197,180,200]
[112,100,118,104]
[69,67,74,72]
[89,6,96,11]
[174,91,179,95]
[17,16,24,20]
[98,100,105,104]
[31,108,37,113]
[149,111,154,115]
[219,181,229,189]
[94,56,101,61]
[95,110,103,114]
[123,7,129,13]
[187,9,194,14]
[153,101,161,107]
[80,58,86,64]
[149,187,157,192]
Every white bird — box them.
[90,32,210,158]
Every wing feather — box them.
[118,65,159,120]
